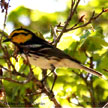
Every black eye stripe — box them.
[12,32,29,37]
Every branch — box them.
[0,64,27,78]
[0,68,10,108]
[0,0,10,29]
[103,102,108,108]
[0,50,61,107]
[72,70,96,107]
[54,0,80,46]
[65,8,106,32]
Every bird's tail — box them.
[59,58,106,79]
[80,64,106,79]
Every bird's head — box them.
[3,28,35,45]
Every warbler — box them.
[3,28,104,78]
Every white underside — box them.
[21,53,102,77]
[21,54,82,69]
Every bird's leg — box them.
[42,69,47,82]
[41,69,52,83]
[50,70,57,92]
[41,65,57,92]
[41,69,51,92]
[50,64,57,92]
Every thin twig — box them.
[0,64,27,77]
[65,11,95,31]
[65,8,105,32]
[54,0,80,46]
[0,76,31,84]
[50,25,58,45]
[23,54,62,107]
[3,0,10,29]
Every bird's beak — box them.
[3,38,11,42]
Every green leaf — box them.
[80,36,108,51]
[93,78,108,89]
[80,30,90,40]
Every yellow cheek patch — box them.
[12,34,32,44]
[9,30,28,39]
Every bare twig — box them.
[54,0,80,46]
[103,102,108,108]
[0,0,10,29]
[50,25,58,45]
[65,11,95,31]
[0,68,10,108]
[65,8,105,32]
[0,76,31,84]
[0,64,27,77]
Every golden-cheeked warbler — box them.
[3,28,104,78]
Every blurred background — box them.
[0,0,108,34]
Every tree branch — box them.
[65,8,105,32]
[54,0,80,46]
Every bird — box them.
[3,28,105,78]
